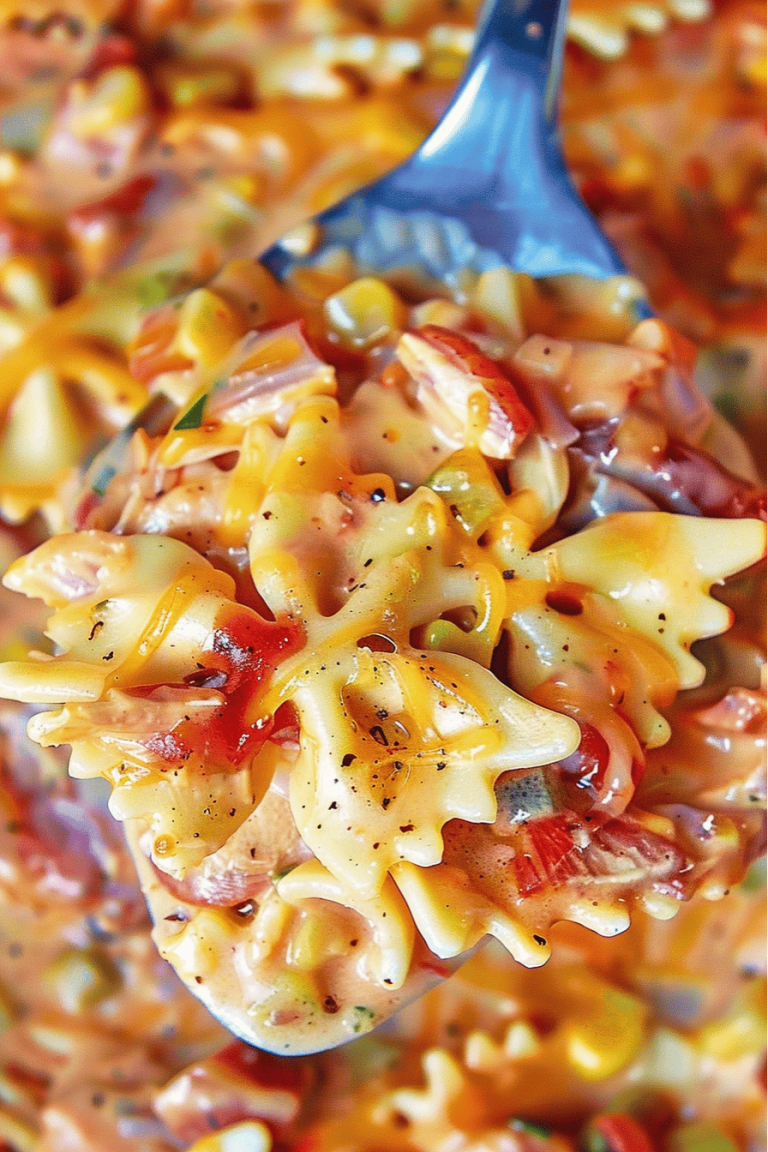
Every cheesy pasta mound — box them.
[0,265,763,1053]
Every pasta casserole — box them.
[0,0,762,1149]
[0,263,764,1054]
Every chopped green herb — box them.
[426,448,505,535]
[740,856,766,892]
[508,1118,551,1139]
[135,273,177,309]
[91,464,117,497]
[351,1004,376,1033]
[669,1122,739,1152]
[173,393,209,431]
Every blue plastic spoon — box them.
[86,0,631,497]
[262,0,626,287]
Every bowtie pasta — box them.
[0,262,763,1052]
[0,0,764,1145]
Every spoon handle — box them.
[470,0,568,124]
[416,0,568,177]
[263,0,627,282]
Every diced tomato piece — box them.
[513,814,581,896]
[268,701,301,749]
[213,1042,308,1095]
[588,1113,656,1152]
[208,607,302,694]
[82,35,139,79]
[137,609,304,771]
[513,849,544,896]
[558,722,611,799]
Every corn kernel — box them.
[0,255,54,313]
[187,1120,272,1152]
[669,1122,739,1152]
[247,969,320,1020]
[698,1008,767,1060]
[324,276,405,348]
[161,908,236,979]
[43,945,122,1013]
[175,287,247,367]
[0,367,87,485]
[472,267,525,340]
[288,909,348,970]
[0,1108,37,1152]
[564,986,646,1081]
[68,66,151,136]
[160,64,242,109]
[698,979,766,1060]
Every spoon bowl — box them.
[262,0,626,289]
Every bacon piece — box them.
[69,174,156,225]
[658,439,766,520]
[491,810,686,899]
[397,325,534,459]
[572,420,766,520]
[205,320,335,426]
[154,1041,309,1144]
[588,1114,656,1152]
[81,34,139,80]
[128,302,193,384]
